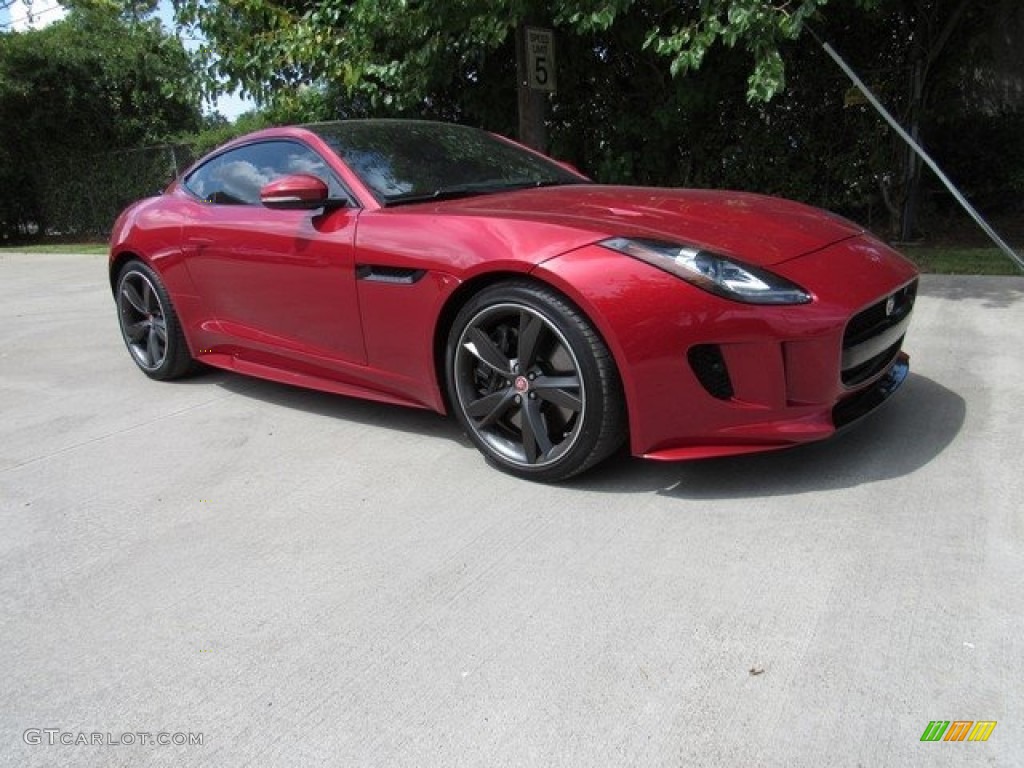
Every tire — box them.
[446,281,626,482]
[115,259,194,380]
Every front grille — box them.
[688,344,734,399]
[841,279,917,386]
[843,338,904,386]
[844,280,917,347]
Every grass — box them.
[1,242,1021,275]
[0,242,108,255]
[897,246,1022,275]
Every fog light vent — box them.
[688,344,734,400]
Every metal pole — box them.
[169,145,180,178]
[812,33,1024,272]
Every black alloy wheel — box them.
[116,260,193,380]
[447,281,626,481]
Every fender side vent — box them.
[688,344,734,400]
[356,265,426,284]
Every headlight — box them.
[600,237,811,305]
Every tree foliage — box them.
[176,1,1016,230]
[3,0,1017,241]
[176,0,855,108]
[0,5,203,237]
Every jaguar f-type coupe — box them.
[110,120,918,481]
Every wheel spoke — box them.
[122,282,147,314]
[517,311,544,369]
[146,327,161,366]
[520,398,553,464]
[534,374,582,412]
[464,327,512,375]
[151,317,167,343]
[142,280,154,312]
[465,388,516,427]
[124,319,148,342]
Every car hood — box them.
[434,185,865,267]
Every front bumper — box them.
[533,234,919,460]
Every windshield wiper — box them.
[384,178,582,207]
[502,178,584,191]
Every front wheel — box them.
[446,281,626,482]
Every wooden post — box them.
[515,23,549,152]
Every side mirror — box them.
[260,174,331,210]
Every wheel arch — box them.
[431,269,630,436]
[433,271,519,414]
[109,249,147,295]
[524,259,645,458]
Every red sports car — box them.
[110,120,918,481]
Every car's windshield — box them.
[306,120,583,206]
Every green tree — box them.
[174,0,833,108]
[176,0,1019,240]
[0,5,202,237]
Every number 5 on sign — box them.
[526,27,556,92]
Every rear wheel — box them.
[115,260,193,380]
[446,281,626,482]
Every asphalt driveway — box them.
[1,252,1021,767]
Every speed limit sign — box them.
[526,27,556,92]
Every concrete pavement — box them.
[1,252,1021,766]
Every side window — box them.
[183,141,346,206]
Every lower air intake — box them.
[688,344,734,400]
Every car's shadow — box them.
[568,373,965,498]
[211,372,466,441]
[208,371,963,499]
